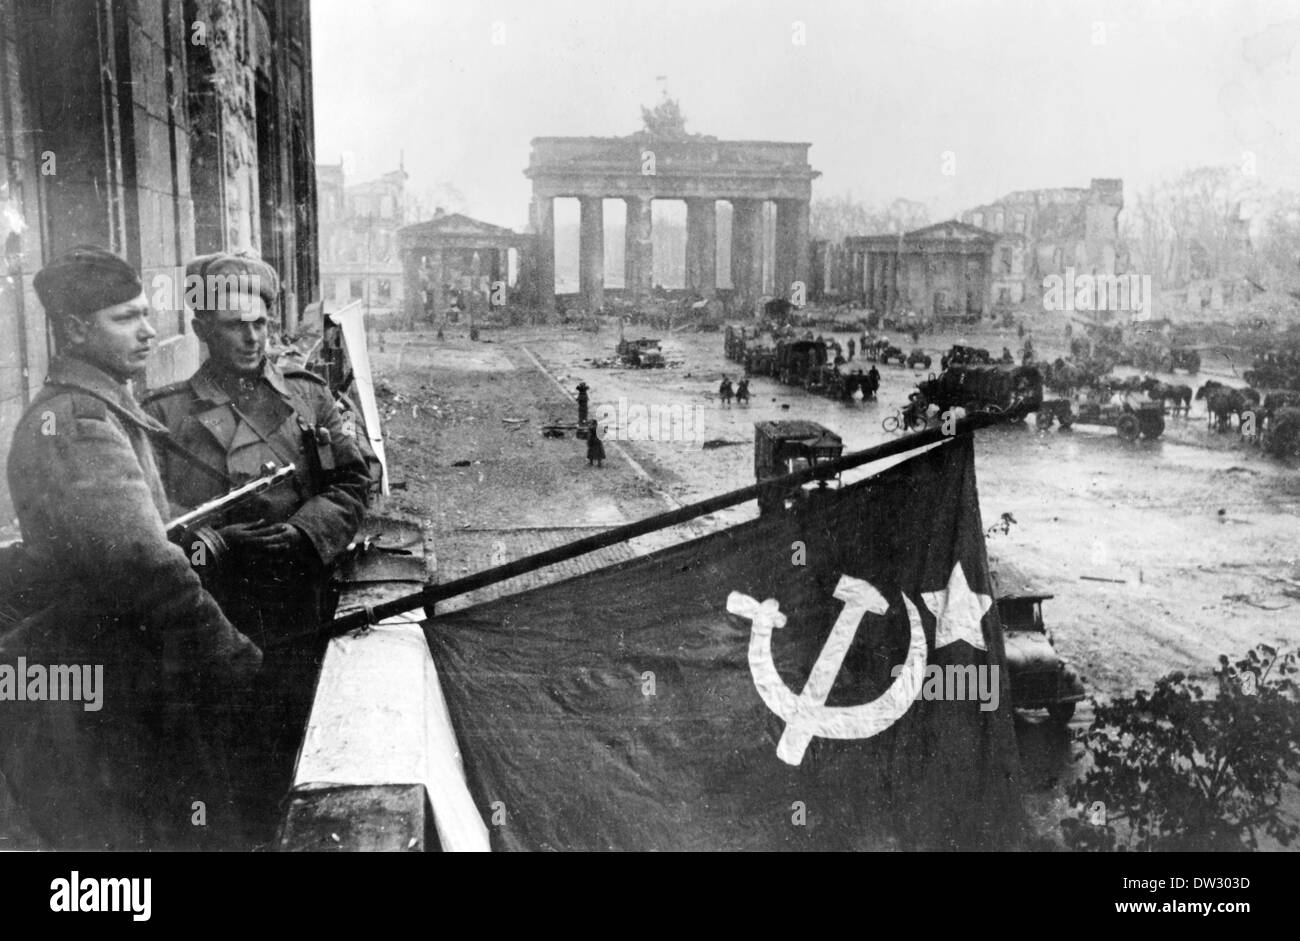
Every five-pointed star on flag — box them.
[923,561,992,652]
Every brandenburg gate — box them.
[524,103,819,312]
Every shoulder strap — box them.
[149,426,237,489]
[46,382,235,489]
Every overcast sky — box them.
[312,0,1300,230]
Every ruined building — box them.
[961,178,1123,307]
[397,210,525,321]
[0,0,317,520]
[317,162,410,315]
[810,179,1124,316]
[842,222,996,320]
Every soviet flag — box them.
[425,435,1025,851]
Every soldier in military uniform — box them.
[0,246,262,849]
[142,251,369,837]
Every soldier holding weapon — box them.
[143,251,369,842]
[0,246,262,849]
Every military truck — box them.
[616,337,666,368]
[988,555,1087,723]
[916,363,1043,416]
[753,421,844,515]
[774,338,828,386]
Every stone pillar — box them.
[981,251,993,315]
[923,250,933,316]
[685,198,717,297]
[402,249,422,321]
[487,248,504,308]
[430,247,445,319]
[730,199,764,314]
[793,201,811,293]
[624,196,653,304]
[579,196,604,311]
[532,194,555,309]
[775,200,810,299]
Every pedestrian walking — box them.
[736,378,750,405]
[719,376,734,407]
[587,424,606,468]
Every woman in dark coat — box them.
[587,424,606,468]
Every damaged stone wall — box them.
[185,0,318,330]
[187,0,261,255]
[0,0,46,523]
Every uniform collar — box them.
[46,354,166,433]
[193,356,292,403]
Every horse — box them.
[1194,381,1250,432]
[1099,375,1143,398]
[1138,377,1192,416]
[1045,358,1084,394]
[735,379,750,405]
[1254,390,1300,441]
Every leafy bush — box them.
[1062,644,1300,851]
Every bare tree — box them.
[1121,166,1259,290]
[811,193,930,243]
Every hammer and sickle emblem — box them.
[726,575,927,766]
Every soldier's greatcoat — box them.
[0,354,262,850]
[142,357,368,833]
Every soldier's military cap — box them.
[185,250,279,317]
[33,245,143,322]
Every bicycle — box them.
[882,406,927,434]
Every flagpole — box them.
[315,409,1024,639]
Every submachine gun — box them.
[167,462,296,572]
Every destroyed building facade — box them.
[317,162,410,315]
[397,211,525,321]
[961,178,1123,307]
[0,0,317,519]
[844,222,996,320]
[811,178,1125,317]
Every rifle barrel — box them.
[165,465,297,538]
